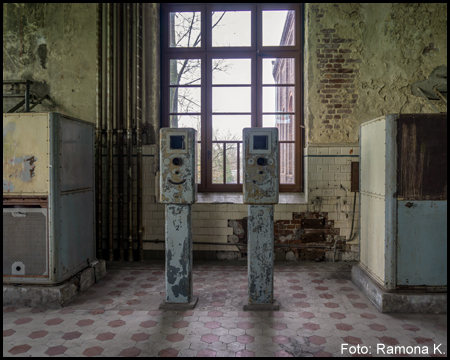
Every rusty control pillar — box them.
[243,128,280,310]
[159,128,198,309]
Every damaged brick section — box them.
[228,212,347,261]
[311,4,361,138]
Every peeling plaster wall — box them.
[3,3,97,123]
[305,3,447,144]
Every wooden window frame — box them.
[161,3,304,192]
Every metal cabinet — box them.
[359,113,447,290]
[3,112,96,284]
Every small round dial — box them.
[172,158,182,166]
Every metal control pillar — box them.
[243,128,280,310]
[159,128,198,309]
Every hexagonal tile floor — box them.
[3,260,447,357]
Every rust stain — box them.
[397,114,447,200]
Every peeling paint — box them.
[305,3,447,144]
[164,204,193,303]
[2,3,97,121]
[243,128,279,205]
[248,205,275,304]
[3,119,39,191]
[159,128,197,204]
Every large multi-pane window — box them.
[161,4,303,192]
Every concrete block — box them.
[90,259,106,283]
[79,267,95,292]
[3,260,106,308]
[352,264,447,314]
[3,281,78,308]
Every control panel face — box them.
[160,128,197,204]
[243,128,279,204]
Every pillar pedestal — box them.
[245,205,279,310]
[159,204,197,310]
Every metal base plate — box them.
[243,300,279,311]
[159,296,198,310]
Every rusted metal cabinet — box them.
[359,113,447,291]
[3,113,96,285]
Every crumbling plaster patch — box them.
[3,3,97,122]
[305,3,447,145]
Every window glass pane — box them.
[170,59,201,85]
[213,59,251,85]
[170,115,201,134]
[279,142,295,184]
[170,87,201,114]
[262,86,295,113]
[262,10,295,47]
[212,11,251,47]
[263,115,295,141]
[263,58,295,85]
[169,12,201,48]
[212,115,250,141]
[213,87,251,113]
[212,143,224,184]
[225,144,238,184]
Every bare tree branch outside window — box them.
[169,11,240,184]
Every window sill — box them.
[197,192,306,205]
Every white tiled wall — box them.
[305,144,360,246]
[135,143,360,259]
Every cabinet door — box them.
[397,200,447,286]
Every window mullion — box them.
[163,3,303,192]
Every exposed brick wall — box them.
[227,212,346,261]
[310,4,361,139]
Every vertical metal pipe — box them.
[25,80,30,112]
[106,3,114,261]
[136,4,144,261]
[111,3,118,261]
[101,4,108,258]
[95,3,103,259]
[126,3,134,261]
[117,3,124,261]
